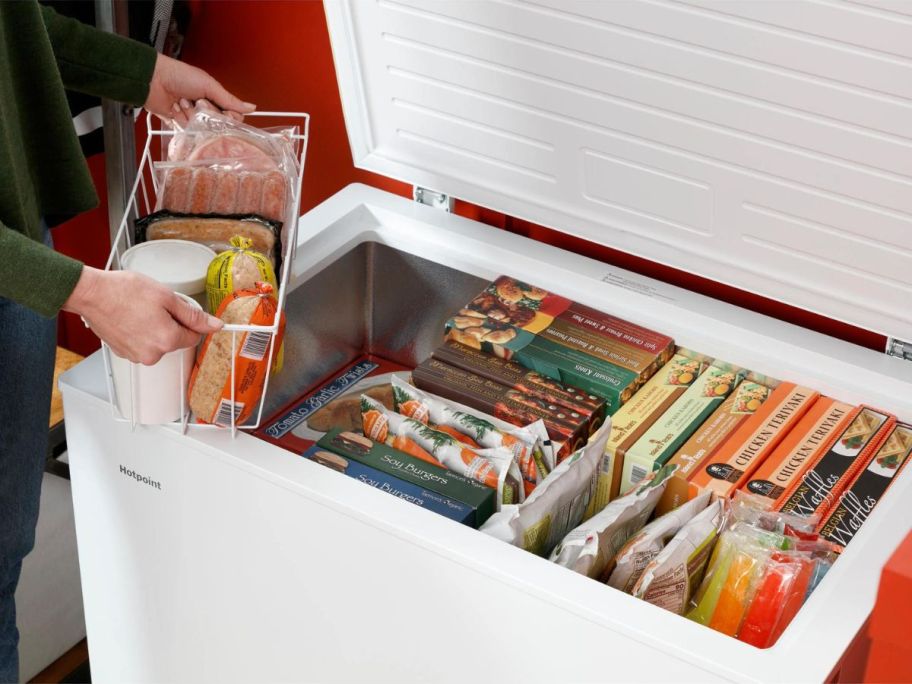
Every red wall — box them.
[54,0,885,356]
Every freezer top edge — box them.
[323,0,912,343]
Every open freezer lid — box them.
[323,0,912,342]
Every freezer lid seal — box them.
[324,0,912,341]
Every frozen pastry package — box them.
[360,395,523,507]
[607,491,711,592]
[480,422,612,556]
[632,498,730,615]
[549,464,675,580]
[391,376,550,495]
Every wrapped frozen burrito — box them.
[480,421,611,556]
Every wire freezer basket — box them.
[101,111,310,436]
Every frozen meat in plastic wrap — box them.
[549,464,674,579]
[360,395,523,507]
[480,421,611,556]
[152,110,300,262]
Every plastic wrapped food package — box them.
[187,282,285,426]
[549,464,674,579]
[632,498,730,615]
[360,395,523,507]
[479,422,611,557]
[607,491,712,592]
[206,236,277,314]
[390,376,550,495]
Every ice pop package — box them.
[480,422,612,556]
[607,491,711,593]
[390,376,550,495]
[549,464,675,580]
[632,497,729,615]
[360,395,523,507]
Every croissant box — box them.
[255,355,410,452]
[819,423,912,551]
[445,276,674,404]
[778,405,896,519]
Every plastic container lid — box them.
[121,240,217,296]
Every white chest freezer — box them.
[61,1,912,681]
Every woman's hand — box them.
[145,53,255,125]
[63,266,223,365]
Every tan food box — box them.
[583,351,712,518]
[655,378,773,516]
[688,382,820,499]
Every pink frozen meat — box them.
[210,172,240,215]
[159,167,192,212]
[259,171,288,223]
[235,173,265,214]
[187,168,218,213]
[188,135,278,171]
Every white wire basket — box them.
[101,110,310,436]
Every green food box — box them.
[316,428,496,527]
[620,362,746,492]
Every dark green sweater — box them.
[0,2,156,317]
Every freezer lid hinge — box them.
[886,337,912,362]
[413,186,453,212]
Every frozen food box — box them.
[687,383,820,500]
[256,355,411,452]
[314,428,496,528]
[301,443,476,527]
[589,350,712,515]
[778,405,895,519]
[620,361,747,492]
[412,357,589,461]
[740,399,858,510]
[432,340,606,433]
[445,275,674,404]
[819,423,912,551]
[656,378,774,516]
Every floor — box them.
[29,641,90,684]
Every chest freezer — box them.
[60,1,912,681]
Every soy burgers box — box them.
[778,405,895,519]
[740,399,858,509]
[311,428,496,528]
[256,355,411,452]
[687,383,820,499]
[445,276,674,412]
[819,423,912,551]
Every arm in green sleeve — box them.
[0,221,83,318]
[39,4,157,106]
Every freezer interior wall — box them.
[262,242,487,417]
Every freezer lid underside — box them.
[324,0,912,342]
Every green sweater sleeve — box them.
[0,221,83,318]
[40,5,157,106]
